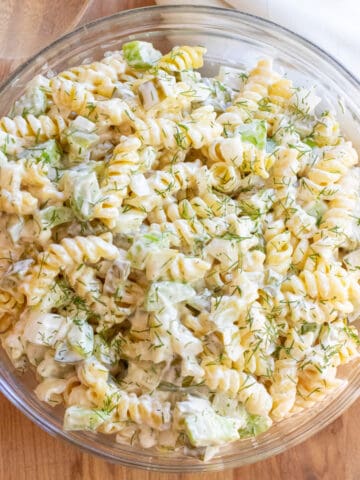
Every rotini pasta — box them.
[58,52,127,97]
[203,363,273,416]
[0,42,359,461]
[20,235,119,305]
[159,45,206,73]
[0,113,66,142]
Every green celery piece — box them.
[65,116,99,165]
[238,120,267,150]
[38,206,74,229]
[68,170,101,221]
[238,413,272,438]
[184,411,239,447]
[39,281,73,311]
[217,65,248,91]
[64,406,110,431]
[93,335,114,365]
[122,41,162,69]
[194,78,234,113]
[23,311,69,347]
[144,282,196,312]
[19,139,62,167]
[10,86,47,117]
[306,199,327,225]
[144,281,195,311]
[67,321,94,358]
[69,130,98,149]
[127,231,170,269]
[54,341,84,363]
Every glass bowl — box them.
[0,5,359,472]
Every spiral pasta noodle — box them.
[270,359,298,421]
[264,218,293,275]
[0,157,38,214]
[117,392,171,430]
[159,46,206,73]
[58,53,127,97]
[203,363,273,416]
[0,113,66,141]
[20,235,119,305]
[50,77,96,115]
[229,59,280,117]
[134,105,221,149]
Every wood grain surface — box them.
[0,1,359,479]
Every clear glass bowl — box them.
[0,5,359,472]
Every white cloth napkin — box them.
[155,0,360,77]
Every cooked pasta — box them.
[0,41,359,461]
[0,113,66,142]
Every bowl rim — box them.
[0,4,359,472]
[1,4,359,92]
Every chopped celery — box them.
[217,65,248,91]
[19,139,62,167]
[138,80,161,109]
[125,361,163,391]
[176,396,240,447]
[94,335,115,365]
[23,311,70,346]
[179,70,201,84]
[10,86,47,117]
[64,170,101,221]
[69,115,97,135]
[54,341,84,363]
[127,231,170,269]
[67,320,94,358]
[65,116,99,164]
[145,281,195,311]
[64,406,110,431]
[238,413,272,438]
[122,41,162,69]
[194,78,234,112]
[138,73,176,109]
[212,393,247,419]
[69,130,98,151]
[129,173,152,196]
[37,206,74,229]
[39,281,73,312]
[238,120,267,150]
[184,410,240,447]
[290,87,320,117]
[305,200,327,225]
[112,210,147,234]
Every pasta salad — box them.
[0,41,359,460]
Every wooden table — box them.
[0,1,359,479]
